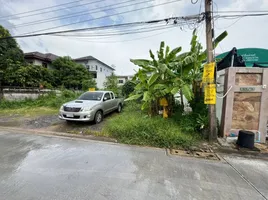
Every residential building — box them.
[24,52,59,69]
[117,75,134,86]
[73,56,115,89]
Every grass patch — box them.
[103,102,202,149]
[0,90,82,116]
[0,107,58,117]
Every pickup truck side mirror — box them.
[103,97,107,101]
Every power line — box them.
[6,0,153,29]
[0,0,88,19]
[0,0,105,21]
[53,24,179,38]
[216,13,268,18]
[72,27,179,43]
[215,10,268,13]
[0,15,201,39]
[21,0,183,35]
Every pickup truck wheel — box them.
[94,111,103,124]
[117,104,122,113]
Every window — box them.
[110,93,114,99]
[42,62,48,68]
[100,67,102,72]
[90,72,97,78]
[86,65,90,70]
[78,92,103,101]
[96,65,98,70]
[104,93,111,100]
[118,80,124,84]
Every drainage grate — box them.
[169,149,220,161]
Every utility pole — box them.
[204,0,217,141]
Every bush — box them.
[104,102,201,148]
[122,81,135,97]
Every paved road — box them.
[0,130,268,200]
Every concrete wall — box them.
[75,60,114,89]
[3,89,61,101]
[216,69,226,125]
[220,67,268,143]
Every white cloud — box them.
[1,0,268,75]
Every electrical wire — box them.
[22,0,182,35]
[0,0,105,21]
[53,23,175,37]
[6,0,150,29]
[215,10,268,13]
[70,26,179,43]
[0,0,88,19]
[53,24,176,38]
[0,15,200,39]
[191,0,199,4]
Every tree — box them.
[0,25,24,98]
[82,78,97,91]
[126,29,228,117]
[103,72,120,96]
[14,64,54,88]
[52,57,96,90]
[122,81,135,97]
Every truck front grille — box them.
[63,106,81,112]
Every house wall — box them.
[117,76,134,86]
[75,60,114,89]
[25,58,53,69]
[117,78,126,86]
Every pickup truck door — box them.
[110,92,117,110]
[103,93,113,114]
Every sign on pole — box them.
[204,84,216,104]
[202,62,215,83]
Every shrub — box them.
[104,102,201,148]
[122,81,135,97]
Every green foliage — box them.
[103,72,121,96]
[52,57,96,90]
[104,102,201,148]
[82,76,97,91]
[0,90,81,109]
[122,81,135,97]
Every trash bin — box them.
[236,130,255,149]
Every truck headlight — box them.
[82,107,92,112]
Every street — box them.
[0,130,268,200]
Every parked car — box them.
[59,91,124,123]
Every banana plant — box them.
[127,42,192,115]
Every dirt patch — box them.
[0,112,116,135]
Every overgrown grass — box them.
[0,90,82,115]
[104,102,202,149]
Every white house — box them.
[73,56,115,89]
[117,75,134,86]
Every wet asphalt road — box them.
[0,130,268,200]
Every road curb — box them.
[0,126,118,143]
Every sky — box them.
[0,0,268,75]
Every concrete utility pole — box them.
[204,0,217,141]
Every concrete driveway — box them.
[0,130,267,200]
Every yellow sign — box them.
[202,62,215,83]
[159,98,168,106]
[89,88,95,91]
[204,84,216,104]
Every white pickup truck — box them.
[59,91,123,123]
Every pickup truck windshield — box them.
[78,92,104,101]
